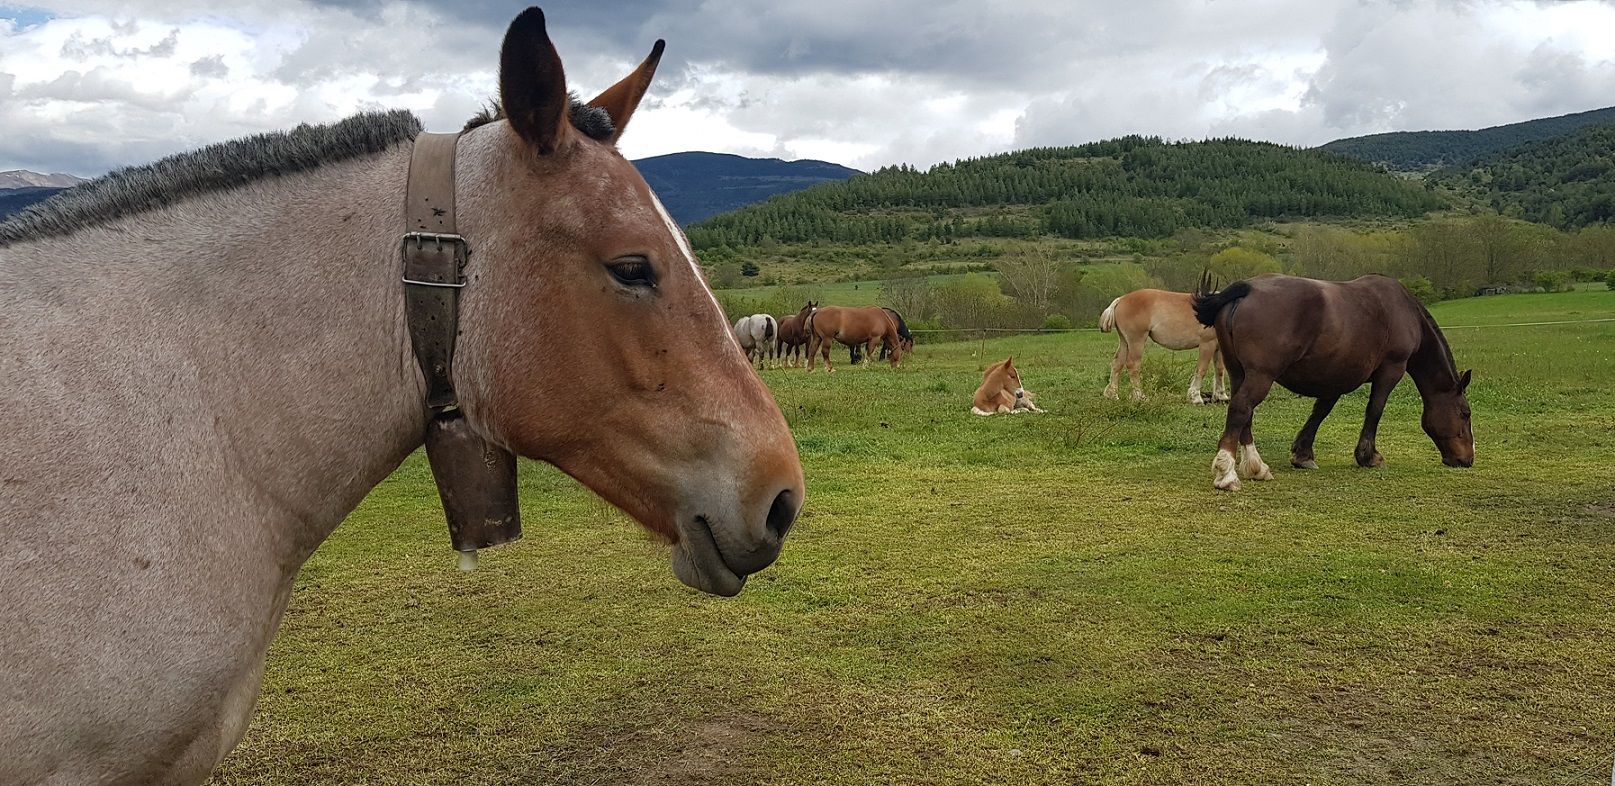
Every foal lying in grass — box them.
[972,357,1046,415]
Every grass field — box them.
[211,289,1615,785]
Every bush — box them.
[1606,269,1615,290]
[1042,314,1075,331]
[1534,270,1571,293]
[1400,274,1439,305]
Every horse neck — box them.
[5,146,426,564]
[1408,307,1459,398]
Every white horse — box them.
[733,313,777,369]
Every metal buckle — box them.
[402,231,469,288]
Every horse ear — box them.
[1459,369,1472,391]
[500,8,571,154]
[586,40,665,144]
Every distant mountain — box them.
[688,136,1446,249]
[1320,106,1615,171]
[632,152,861,226]
[0,170,85,190]
[0,186,70,220]
[1428,122,1615,230]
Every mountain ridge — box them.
[1319,106,1615,171]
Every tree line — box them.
[688,136,1444,249]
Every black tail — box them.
[764,316,776,341]
[1192,281,1252,327]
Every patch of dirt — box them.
[629,713,777,786]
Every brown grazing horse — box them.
[0,9,803,785]
[972,357,1046,415]
[775,301,816,367]
[1192,274,1473,491]
[805,304,903,372]
[1100,288,1225,403]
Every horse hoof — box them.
[1291,457,1318,470]
[1252,464,1274,481]
[1102,388,1117,400]
[1214,478,1242,491]
[1189,395,1206,405]
[1130,393,1146,403]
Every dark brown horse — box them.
[775,301,816,367]
[805,305,903,372]
[1192,274,1473,491]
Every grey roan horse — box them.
[0,8,803,784]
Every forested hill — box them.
[687,136,1444,250]
[633,152,860,225]
[1320,106,1615,171]
[1429,122,1615,230]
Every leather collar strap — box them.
[402,132,522,568]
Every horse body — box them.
[1100,288,1225,403]
[733,313,777,368]
[972,357,1044,415]
[774,301,815,367]
[848,307,912,364]
[1193,274,1473,491]
[805,305,901,372]
[0,11,804,784]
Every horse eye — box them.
[607,257,655,288]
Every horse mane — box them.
[463,95,615,140]
[0,110,423,247]
[1413,298,1460,383]
[1,98,618,249]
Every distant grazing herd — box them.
[732,273,1475,491]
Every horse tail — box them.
[1193,281,1252,327]
[764,315,775,341]
[1098,297,1121,333]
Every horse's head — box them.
[1422,369,1474,467]
[798,301,818,321]
[454,9,803,595]
[985,357,1024,400]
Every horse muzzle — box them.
[670,487,800,596]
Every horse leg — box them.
[1126,338,1146,402]
[806,334,817,372]
[1104,338,1125,399]
[1356,362,1406,468]
[820,334,835,374]
[1213,372,1273,490]
[1290,396,1339,469]
[1212,349,1230,402]
[1188,342,1213,404]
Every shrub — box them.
[1534,270,1571,293]
[1042,314,1075,331]
[1400,274,1440,305]
[1606,269,1615,290]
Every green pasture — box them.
[213,290,1615,785]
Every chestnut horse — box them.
[972,357,1046,415]
[0,9,803,785]
[1193,274,1473,491]
[1100,288,1226,404]
[849,306,912,364]
[805,305,903,372]
[775,300,816,367]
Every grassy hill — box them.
[688,136,1446,253]
[1427,122,1615,230]
[1320,105,1615,171]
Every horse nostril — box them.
[766,489,798,541]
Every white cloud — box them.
[2,0,1614,176]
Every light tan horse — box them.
[805,305,903,372]
[0,9,803,785]
[1099,288,1227,403]
[972,357,1046,415]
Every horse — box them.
[0,9,805,785]
[805,305,903,372]
[1100,288,1226,404]
[972,356,1046,415]
[733,313,777,369]
[1191,273,1473,491]
[774,301,816,367]
[849,307,912,364]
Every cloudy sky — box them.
[2,0,1613,176]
